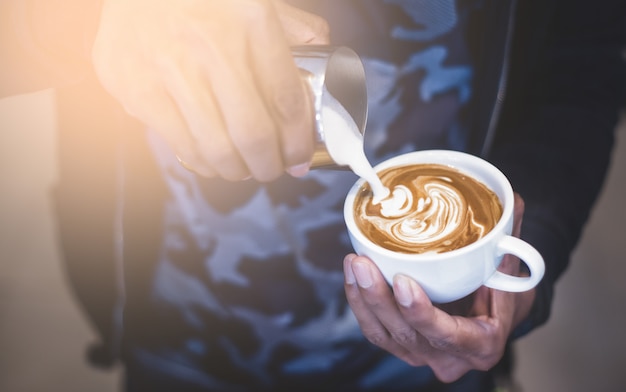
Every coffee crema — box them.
[353,163,503,254]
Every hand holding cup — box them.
[343,150,543,381]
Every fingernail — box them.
[287,163,310,177]
[353,261,373,289]
[394,275,414,307]
[343,255,356,285]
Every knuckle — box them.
[237,129,274,151]
[390,328,417,346]
[218,164,250,182]
[251,166,282,183]
[96,64,158,116]
[428,335,457,352]
[203,147,248,180]
[205,145,236,167]
[205,145,241,168]
[232,131,278,164]
[362,329,389,347]
[273,86,308,123]
[227,124,287,181]
[229,115,275,146]
[471,348,504,372]
[283,144,313,170]
[311,16,330,42]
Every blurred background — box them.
[0,90,624,392]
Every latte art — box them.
[354,164,503,254]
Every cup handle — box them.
[483,236,546,292]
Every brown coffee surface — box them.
[354,163,502,254]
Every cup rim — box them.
[343,149,514,260]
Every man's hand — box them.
[92,0,329,181]
[344,194,535,382]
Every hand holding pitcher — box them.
[92,0,328,181]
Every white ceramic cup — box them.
[343,150,545,303]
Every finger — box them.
[195,38,284,182]
[343,255,419,364]
[512,192,525,237]
[392,277,487,382]
[249,5,315,173]
[345,256,440,366]
[158,55,251,181]
[119,77,215,178]
[393,275,498,358]
[467,286,492,318]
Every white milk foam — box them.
[321,88,390,203]
[379,185,411,218]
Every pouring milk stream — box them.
[321,87,413,217]
[321,88,390,202]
